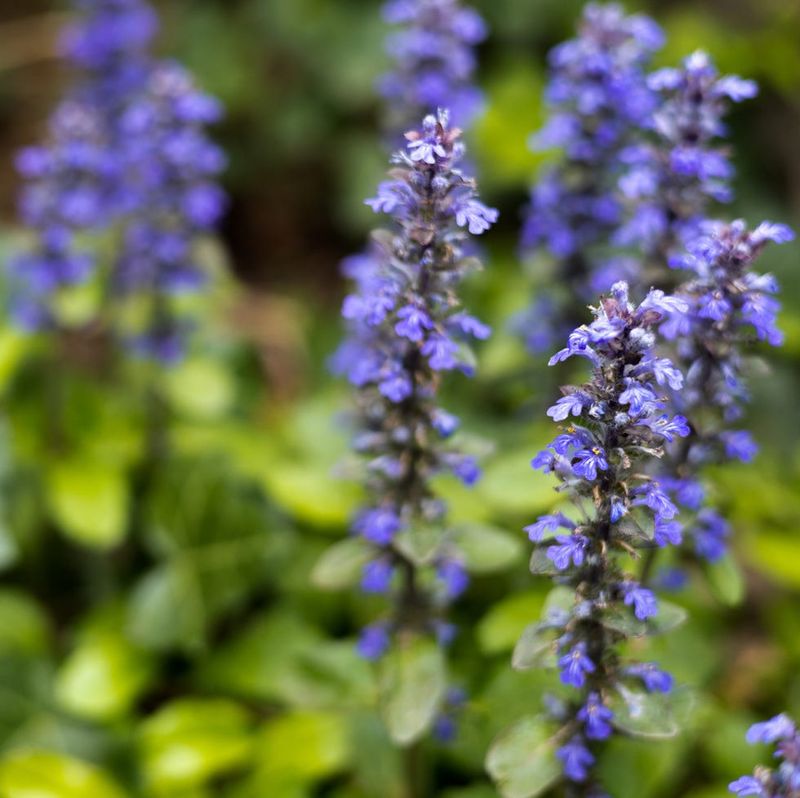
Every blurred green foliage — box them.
[0,0,798,796]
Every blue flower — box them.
[578,693,614,740]
[524,513,575,543]
[621,582,658,620]
[395,304,433,342]
[625,663,673,693]
[558,642,595,689]
[357,623,391,660]
[572,447,609,481]
[354,508,402,545]
[557,737,595,782]
[728,776,765,797]
[547,534,589,570]
[547,393,588,422]
[437,559,469,599]
[362,559,395,594]
[746,714,796,745]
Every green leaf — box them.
[747,530,800,589]
[477,590,547,655]
[55,631,155,721]
[602,599,688,638]
[129,458,293,653]
[608,685,694,739]
[0,328,29,393]
[164,357,236,420]
[511,624,558,671]
[529,547,559,576]
[380,636,446,746]
[255,711,351,782]
[704,553,746,606]
[478,449,558,518]
[140,698,255,792]
[0,590,50,656]
[450,523,524,574]
[394,522,443,566]
[45,460,129,548]
[0,750,127,798]
[311,537,372,590]
[486,716,561,798]
[197,610,372,709]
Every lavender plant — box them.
[515,3,663,352]
[488,282,692,796]
[380,0,486,137]
[653,220,793,569]
[328,110,496,742]
[730,714,800,797]
[616,50,757,280]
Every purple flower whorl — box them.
[730,714,800,797]
[380,0,487,136]
[510,282,690,792]
[616,50,757,273]
[656,220,794,564]
[116,62,226,363]
[516,3,663,352]
[337,110,496,679]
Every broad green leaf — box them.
[477,590,547,654]
[164,357,236,420]
[140,698,255,791]
[704,553,745,606]
[608,685,694,739]
[380,636,446,746]
[478,449,558,518]
[263,466,362,529]
[511,624,558,671]
[0,590,50,656]
[602,599,687,638]
[394,523,442,566]
[486,716,560,798]
[129,458,293,652]
[196,611,373,709]
[0,749,127,798]
[311,537,372,590]
[45,460,129,548]
[55,632,155,721]
[746,530,800,588]
[255,711,351,782]
[0,328,29,392]
[450,523,524,574]
[529,547,559,576]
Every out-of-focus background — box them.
[0,1,798,797]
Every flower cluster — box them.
[115,62,226,362]
[61,0,158,113]
[10,0,225,363]
[380,0,486,136]
[334,110,497,661]
[516,3,663,352]
[730,714,800,797]
[616,51,757,270]
[657,220,793,563]
[521,282,689,789]
[8,102,114,329]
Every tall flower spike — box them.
[730,713,800,796]
[61,0,158,113]
[380,0,487,136]
[656,220,793,565]
[616,50,757,276]
[8,102,115,329]
[334,111,496,736]
[515,3,663,352]
[493,283,688,794]
[115,62,226,363]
